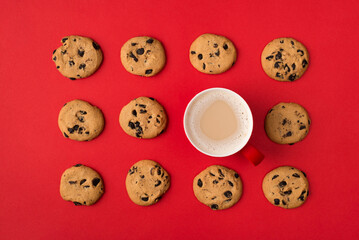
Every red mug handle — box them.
[240,144,264,166]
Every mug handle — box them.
[240,144,264,166]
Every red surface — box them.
[1,0,358,239]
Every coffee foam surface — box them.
[185,89,251,156]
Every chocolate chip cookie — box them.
[120,36,166,77]
[60,164,104,206]
[126,160,170,206]
[119,97,167,139]
[52,35,103,80]
[261,37,309,82]
[58,99,105,141]
[193,165,242,210]
[262,166,309,209]
[189,33,236,74]
[265,102,311,144]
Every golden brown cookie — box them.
[60,164,104,206]
[119,97,167,139]
[261,37,309,82]
[58,99,105,141]
[120,36,166,77]
[52,35,103,80]
[189,33,236,74]
[193,165,242,210]
[262,166,309,209]
[126,160,170,206]
[265,102,311,144]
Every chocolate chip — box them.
[79,110,87,115]
[191,51,196,54]
[157,168,161,175]
[276,72,283,78]
[218,169,224,177]
[146,39,154,44]
[61,50,67,55]
[62,37,68,43]
[284,190,292,195]
[73,202,82,206]
[299,125,306,130]
[292,173,300,178]
[234,173,239,178]
[78,127,84,134]
[282,200,287,205]
[308,119,311,125]
[301,171,307,177]
[79,64,86,70]
[197,179,203,187]
[198,54,203,60]
[288,74,296,81]
[69,181,77,184]
[274,62,280,68]
[297,49,304,56]
[215,49,220,56]
[279,181,287,187]
[227,181,233,187]
[298,195,305,201]
[92,42,100,50]
[269,109,273,113]
[213,180,219,184]
[74,164,82,167]
[132,110,137,117]
[302,59,308,68]
[63,132,69,138]
[280,40,284,43]
[85,131,89,135]
[209,172,215,176]
[292,63,296,70]
[53,56,57,61]
[213,43,218,48]
[282,106,285,108]
[92,178,100,187]
[275,52,282,60]
[145,69,153,75]
[223,44,228,50]
[78,50,85,57]
[284,64,291,72]
[154,180,162,187]
[266,55,274,60]
[53,49,57,54]
[224,191,232,198]
[141,195,149,201]
[140,109,147,114]
[282,119,287,125]
[140,175,144,178]
[149,97,155,101]
[69,77,76,80]
[203,63,206,70]
[136,48,144,55]
[80,179,86,185]
[272,175,279,180]
[129,52,138,62]
[274,199,280,205]
[131,42,137,46]
[156,118,160,123]
[291,41,294,45]
[210,204,219,210]
[149,116,152,119]
[83,185,90,188]
[138,104,146,108]
[128,121,135,129]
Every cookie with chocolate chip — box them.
[261,37,309,82]
[58,99,105,141]
[119,97,167,139]
[126,160,170,206]
[262,166,309,209]
[120,36,166,77]
[265,102,310,144]
[60,164,104,206]
[193,165,242,210]
[52,35,103,80]
[189,33,237,74]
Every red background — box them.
[1,0,358,239]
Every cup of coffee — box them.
[183,87,264,165]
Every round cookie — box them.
[265,102,311,145]
[119,97,167,139]
[120,36,166,77]
[262,166,309,209]
[261,37,309,82]
[58,99,105,141]
[60,164,104,206]
[126,160,170,206]
[189,33,236,74]
[52,35,103,80]
[193,165,242,210]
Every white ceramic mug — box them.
[183,87,263,165]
